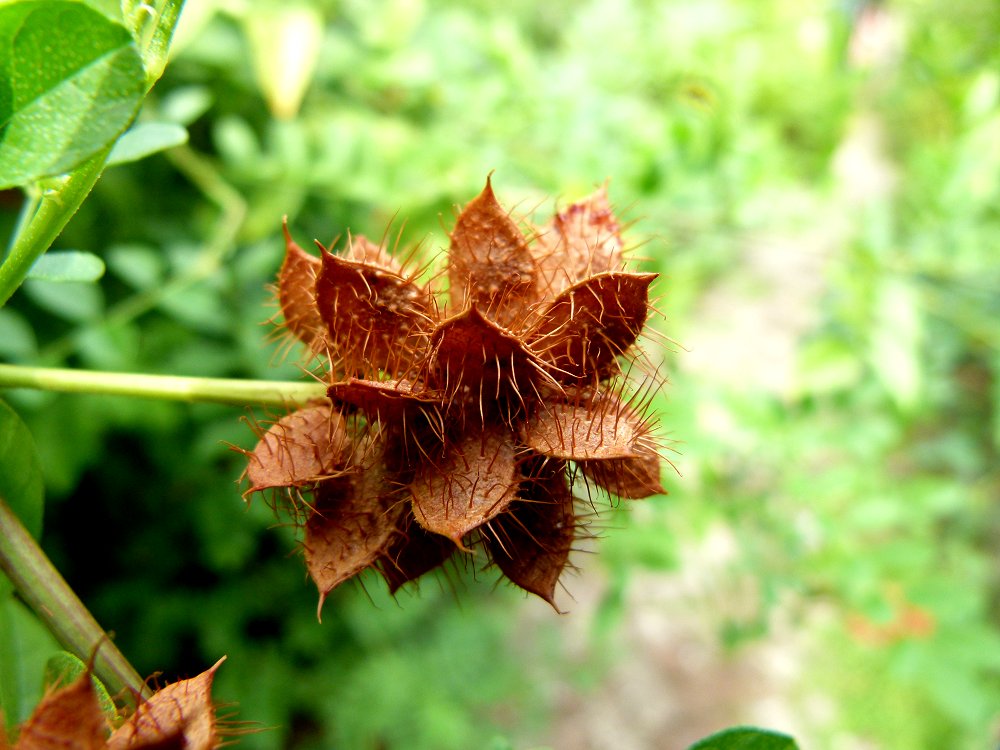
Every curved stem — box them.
[0,497,150,705]
[0,364,327,408]
[0,149,110,308]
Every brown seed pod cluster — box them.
[244,177,668,615]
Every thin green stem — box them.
[0,148,111,308]
[0,496,150,705]
[0,364,327,407]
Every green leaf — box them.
[45,651,117,718]
[22,278,104,321]
[688,727,799,750]
[27,250,106,282]
[0,399,44,540]
[106,121,187,165]
[121,0,184,86]
[0,0,146,188]
[0,594,60,731]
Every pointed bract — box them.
[530,272,656,383]
[487,462,576,609]
[449,177,537,326]
[305,436,406,617]
[581,447,665,499]
[532,186,624,296]
[14,670,106,750]
[377,517,457,594]
[246,405,351,494]
[315,250,431,376]
[344,233,403,274]
[522,390,654,461]
[410,424,520,545]
[107,658,226,750]
[279,224,327,354]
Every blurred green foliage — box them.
[2,0,999,747]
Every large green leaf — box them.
[0,399,43,540]
[0,0,146,188]
[688,727,799,750]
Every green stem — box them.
[0,148,110,308]
[0,496,150,705]
[0,364,327,408]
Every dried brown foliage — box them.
[5,659,226,750]
[244,177,669,613]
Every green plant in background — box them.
[1,0,999,748]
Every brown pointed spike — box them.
[581,447,665,499]
[14,670,106,750]
[529,271,656,383]
[245,405,351,495]
[532,186,625,296]
[279,222,327,354]
[377,517,457,594]
[448,177,538,325]
[344,233,403,274]
[486,460,576,610]
[522,389,650,461]
[409,424,520,545]
[107,657,226,750]
[315,250,431,377]
[305,435,407,619]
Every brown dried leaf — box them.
[14,670,106,750]
[327,378,443,423]
[245,405,351,494]
[426,306,544,409]
[409,424,520,544]
[304,436,406,618]
[530,272,656,383]
[448,177,537,325]
[486,461,576,609]
[532,186,625,296]
[315,250,431,376]
[377,516,456,594]
[107,658,225,750]
[522,390,652,461]
[279,223,326,353]
[580,447,665,499]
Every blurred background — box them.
[2,0,999,747]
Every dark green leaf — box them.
[27,250,105,283]
[106,121,188,166]
[689,727,799,750]
[0,399,44,539]
[0,0,146,188]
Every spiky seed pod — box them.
[244,176,669,614]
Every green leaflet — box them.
[0,0,146,188]
[688,727,799,750]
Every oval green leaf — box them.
[0,0,146,188]
[27,250,106,283]
[106,121,188,166]
[689,727,799,750]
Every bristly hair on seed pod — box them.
[241,175,673,617]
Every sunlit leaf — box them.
[106,121,187,166]
[0,0,146,187]
[26,251,105,283]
